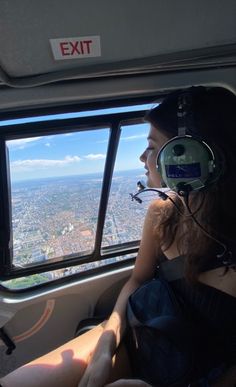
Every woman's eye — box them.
[146,146,154,151]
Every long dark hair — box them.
[145,86,236,282]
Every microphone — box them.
[137,180,146,191]
[130,181,146,203]
[130,181,169,203]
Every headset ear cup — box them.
[156,136,218,193]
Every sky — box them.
[3,104,155,182]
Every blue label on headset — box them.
[165,163,201,178]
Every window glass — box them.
[7,128,109,267]
[102,123,156,248]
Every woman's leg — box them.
[0,323,132,387]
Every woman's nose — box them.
[139,150,146,163]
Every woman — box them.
[80,86,236,387]
[1,86,236,387]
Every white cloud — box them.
[11,155,81,171]
[120,134,147,142]
[84,153,106,160]
[7,137,42,149]
[45,143,51,147]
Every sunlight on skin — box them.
[1,323,107,387]
[4,350,87,387]
[104,311,122,347]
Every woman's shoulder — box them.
[148,197,169,210]
[146,196,174,218]
[144,199,166,226]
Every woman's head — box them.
[143,86,236,281]
[142,86,236,191]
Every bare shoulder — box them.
[147,198,166,210]
[146,198,172,219]
[150,195,175,208]
[198,267,236,298]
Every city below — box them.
[9,170,158,286]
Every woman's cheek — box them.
[148,151,158,171]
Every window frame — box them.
[0,107,150,282]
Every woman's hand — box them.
[78,352,112,387]
[78,328,117,387]
[104,379,153,387]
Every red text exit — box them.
[50,36,101,60]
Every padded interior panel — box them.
[1,0,235,77]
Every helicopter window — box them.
[0,102,156,289]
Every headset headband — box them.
[156,91,220,195]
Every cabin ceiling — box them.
[1,0,236,83]
[0,0,236,112]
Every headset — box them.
[156,92,222,196]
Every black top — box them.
[126,254,236,384]
[159,255,236,367]
[170,277,236,368]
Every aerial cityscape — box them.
[10,170,156,285]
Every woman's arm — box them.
[102,201,161,351]
[78,201,162,387]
